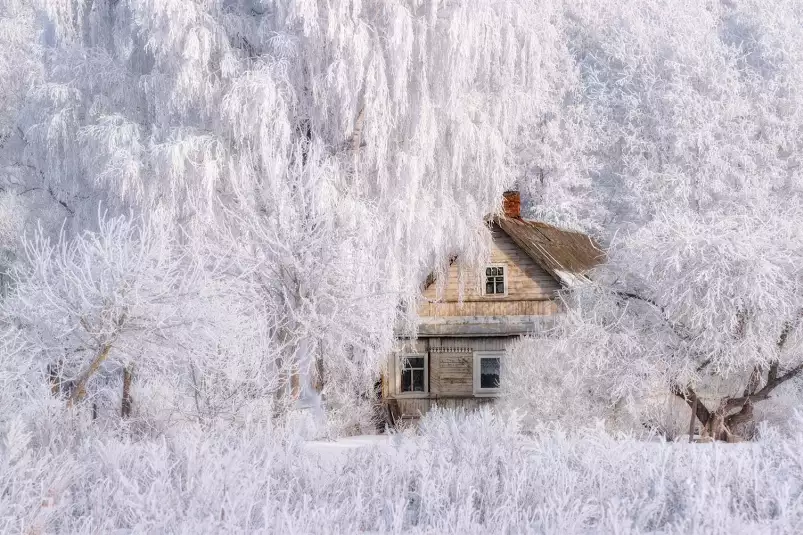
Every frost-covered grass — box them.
[4,408,803,534]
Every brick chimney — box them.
[502,190,521,219]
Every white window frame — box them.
[473,351,502,396]
[396,353,429,397]
[482,263,508,298]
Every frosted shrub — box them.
[502,335,719,440]
[3,408,803,533]
[500,336,615,433]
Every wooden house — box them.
[383,191,604,422]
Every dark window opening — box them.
[401,356,426,393]
[479,357,500,389]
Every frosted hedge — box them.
[3,409,803,534]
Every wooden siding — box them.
[387,337,515,404]
[430,351,473,397]
[419,299,559,317]
[421,225,560,317]
[416,314,557,336]
[395,397,494,419]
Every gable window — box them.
[484,264,506,296]
[399,354,428,394]
[473,351,502,395]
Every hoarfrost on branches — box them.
[509,0,803,441]
[3,408,803,532]
[2,0,803,530]
[1,0,568,427]
[0,0,578,438]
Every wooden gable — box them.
[419,224,561,318]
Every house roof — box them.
[493,216,605,287]
[421,216,604,293]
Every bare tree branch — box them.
[723,362,803,411]
[349,106,366,152]
[743,366,761,397]
[68,343,112,405]
[671,383,711,426]
[768,361,778,384]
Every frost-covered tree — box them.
[22,0,567,240]
[4,214,294,426]
[0,0,43,281]
[514,0,803,441]
[5,0,570,429]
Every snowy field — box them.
[5,409,803,534]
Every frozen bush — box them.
[3,408,803,533]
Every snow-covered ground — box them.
[303,434,397,461]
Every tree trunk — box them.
[313,356,325,393]
[675,385,753,442]
[688,395,698,443]
[69,344,112,406]
[121,365,134,418]
[700,409,747,443]
[47,361,63,396]
[700,412,724,441]
[725,402,755,440]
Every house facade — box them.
[383,191,603,422]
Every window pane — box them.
[404,357,424,369]
[412,370,425,392]
[496,281,504,294]
[480,357,500,389]
[498,267,504,276]
[486,267,492,276]
[486,282,494,294]
[402,370,412,392]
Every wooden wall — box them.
[394,397,494,418]
[421,224,561,315]
[419,299,559,317]
[387,336,516,419]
